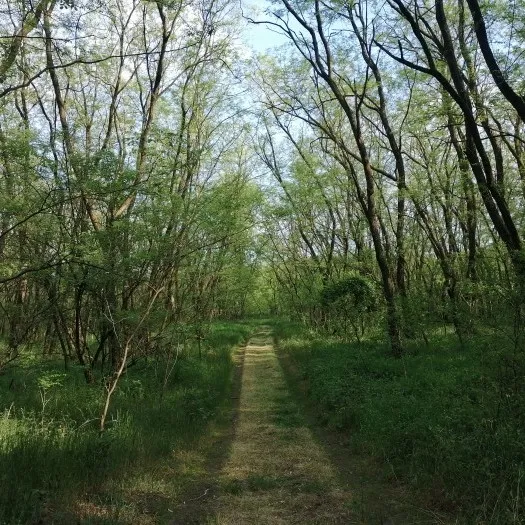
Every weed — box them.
[275,320,525,523]
[0,320,253,523]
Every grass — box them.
[213,326,432,524]
[213,327,357,524]
[0,320,255,524]
[273,319,525,524]
[4,316,522,523]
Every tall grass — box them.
[0,320,253,524]
[275,320,525,523]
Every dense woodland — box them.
[1,0,525,522]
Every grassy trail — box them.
[192,326,384,524]
[211,325,353,523]
[204,325,452,525]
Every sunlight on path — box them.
[212,327,356,524]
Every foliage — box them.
[276,322,525,523]
[320,275,379,340]
[321,274,376,308]
[0,321,252,523]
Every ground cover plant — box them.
[0,321,253,524]
[2,0,525,522]
[274,320,525,523]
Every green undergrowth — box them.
[273,319,525,524]
[0,320,254,524]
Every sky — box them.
[239,0,290,53]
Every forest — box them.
[1,0,525,522]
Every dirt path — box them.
[169,326,447,524]
[211,326,357,524]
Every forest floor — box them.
[169,326,450,525]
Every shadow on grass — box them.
[272,325,452,525]
[167,342,247,525]
[0,321,255,524]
